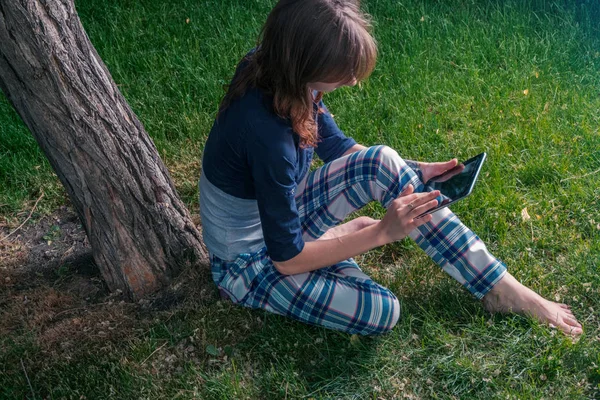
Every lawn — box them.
[0,0,599,398]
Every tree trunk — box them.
[0,0,208,299]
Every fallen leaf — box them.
[205,344,219,356]
[521,207,531,222]
[523,89,529,95]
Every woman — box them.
[199,0,582,336]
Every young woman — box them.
[199,0,582,336]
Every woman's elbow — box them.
[272,247,306,275]
[272,260,293,275]
[273,261,289,275]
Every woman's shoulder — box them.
[231,90,293,138]
[238,106,298,163]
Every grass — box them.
[1,0,599,398]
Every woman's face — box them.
[308,77,358,93]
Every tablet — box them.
[417,152,487,217]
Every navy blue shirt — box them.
[202,75,356,262]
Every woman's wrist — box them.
[371,221,392,248]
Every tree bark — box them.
[0,0,208,299]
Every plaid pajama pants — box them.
[210,145,507,335]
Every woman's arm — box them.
[272,185,440,275]
[342,143,367,156]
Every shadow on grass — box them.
[1,206,597,399]
[0,213,379,398]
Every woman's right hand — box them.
[377,184,440,243]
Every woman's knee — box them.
[361,145,403,168]
[365,145,415,182]
[375,144,402,162]
[357,145,419,207]
[354,291,400,335]
[378,294,401,334]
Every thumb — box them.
[437,159,458,170]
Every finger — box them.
[411,212,432,227]
[411,199,439,216]
[435,164,465,182]
[443,158,459,169]
[399,191,440,212]
[409,190,441,205]
[397,185,430,202]
[423,159,458,172]
[400,184,414,196]
[396,192,420,203]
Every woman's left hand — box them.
[417,159,462,183]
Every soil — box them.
[0,205,216,356]
[0,205,97,292]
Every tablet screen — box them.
[418,152,487,216]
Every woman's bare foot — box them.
[483,272,583,336]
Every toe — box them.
[568,326,584,336]
[558,321,583,336]
[563,317,582,328]
[561,307,574,316]
[559,305,576,316]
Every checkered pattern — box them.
[212,248,399,335]
[210,145,507,335]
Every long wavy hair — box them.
[219,0,377,148]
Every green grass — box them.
[1,0,599,398]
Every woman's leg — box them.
[296,145,582,335]
[296,145,420,241]
[211,146,404,335]
[296,145,506,299]
[212,250,400,335]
